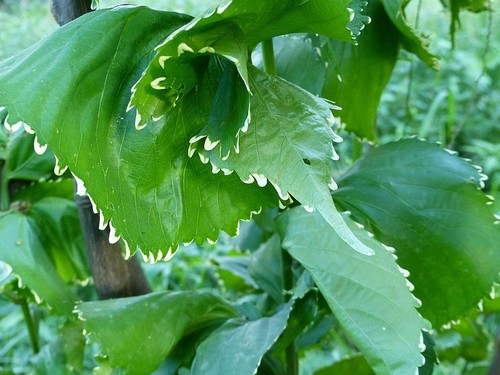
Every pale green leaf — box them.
[0,212,76,315]
[190,301,293,375]
[200,68,373,256]
[333,138,500,326]
[77,291,238,374]
[278,208,428,375]
[0,7,277,258]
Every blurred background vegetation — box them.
[0,0,498,374]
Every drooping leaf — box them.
[0,7,277,258]
[333,138,500,326]
[77,291,238,374]
[200,67,373,256]
[321,0,401,141]
[278,208,428,374]
[381,0,438,68]
[0,212,76,315]
[190,301,293,375]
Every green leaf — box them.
[278,208,428,374]
[0,212,76,314]
[0,7,277,258]
[381,0,438,68]
[190,301,293,375]
[4,129,55,182]
[28,197,89,282]
[200,67,373,256]
[333,138,500,326]
[321,0,401,141]
[313,354,375,375]
[77,291,238,374]
[249,234,284,303]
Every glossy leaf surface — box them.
[333,138,500,326]
[278,208,428,374]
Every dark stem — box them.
[75,193,152,299]
[282,250,298,375]
[19,299,39,354]
[50,0,92,26]
[488,333,500,375]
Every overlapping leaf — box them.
[278,208,429,374]
[199,68,373,256]
[333,138,500,326]
[0,7,278,258]
[130,0,370,155]
[77,291,238,374]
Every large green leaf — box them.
[321,0,401,141]
[0,212,76,315]
[190,301,293,375]
[77,291,237,374]
[200,68,373,256]
[333,138,500,326]
[278,208,428,374]
[0,7,277,258]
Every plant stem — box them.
[262,39,277,76]
[0,165,10,211]
[282,250,298,375]
[19,299,40,354]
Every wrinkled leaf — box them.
[191,301,293,375]
[0,212,76,314]
[0,7,277,258]
[201,68,373,256]
[77,291,237,374]
[333,138,500,326]
[131,0,370,151]
[278,208,428,374]
[321,0,400,141]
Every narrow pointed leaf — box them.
[202,68,373,256]
[77,291,238,374]
[333,138,500,326]
[278,208,428,375]
[0,7,277,257]
[191,301,293,375]
[0,212,76,314]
